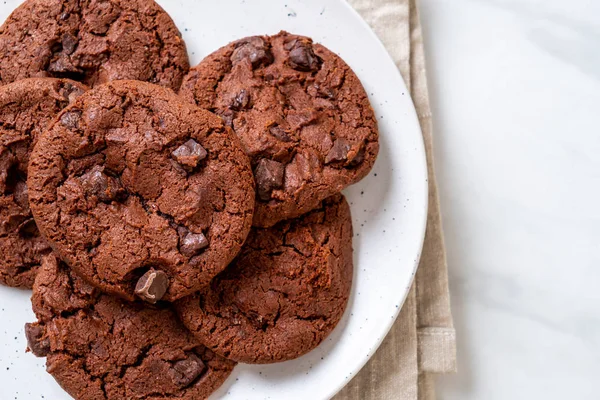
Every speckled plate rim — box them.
[317,1,428,398]
[0,0,428,399]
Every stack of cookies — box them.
[0,0,379,399]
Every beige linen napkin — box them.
[334,0,456,399]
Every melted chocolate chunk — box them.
[134,269,169,304]
[347,143,366,167]
[269,126,291,142]
[12,180,29,208]
[219,109,235,127]
[79,166,123,202]
[255,159,284,201]
[287,39,321,72]
[48,55,81,74]
[325,138,351,164]
[61,32,78,55]
[169,353,207,387]
[180,231,209,257]
[230,89,250,111]
[231,37,274,69]
[172,139,208,169]
[60,110,82,129]
[25,323,50,357]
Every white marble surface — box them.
[418,0,600,398]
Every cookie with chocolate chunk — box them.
[0,77,87,288]
[180,31,379,227]
[28,80,255,302]
[175,194,353,363]
[0,0,189,90]
[26,255,235,400]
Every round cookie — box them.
[179,31,379,227]
[28,80,255,302]
[175,194,353,364]
[0,0,189,90]
[0,77,87,288]
[25,255,236,400]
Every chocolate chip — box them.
[283,38,298,51]
[231,37,274,69]
[180,231,209,257]
[25,323,50,357]
[60,110,82,129]
[60,82,85,103]
[325,138,351,164]
[287,110,318,130]
[48,55,79,73]
[33,240,52,253]
[269,126,291,142]
[347,143,366,167]
[288,40,321,72]
[12,180,29,209]
[61,32,78,55]
[17,219,39,238]
[79,166,122,202]
[255,158,284,201]
[309,83,335,99]
[219,110,235,127]
[134,269,169,304]
[105,130,129,144]
[172,139,207,169]
[169,353,206,387]
[246,311,269,330]
[230,89,250,111]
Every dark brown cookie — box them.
[26,255,235,400]
[175,194,353,364]
[28,80,255,302]
[0,77,87,288]
[0,0,189,90]
[179,31,379,227]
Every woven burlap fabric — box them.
[334,0,456,399]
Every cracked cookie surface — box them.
[175,194,353,364]
[0,0,189,90]
[26,255,236,400]
[0,77,87,288]
[28,80,255,302]
[179,31,379,227]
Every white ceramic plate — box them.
[0,0,428,399]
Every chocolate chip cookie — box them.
[0,77,87,288]
[0,0,189,90]
[175,194,353,363]
[26,255,235,400]
[179,31,379,227]
[28,80,255,302]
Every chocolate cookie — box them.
[179,31,379,227]
[0,0,189,90]
[28,80,255,302]
[0,77,87,288]
[175,194,353,363]
[26,255,235,400]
